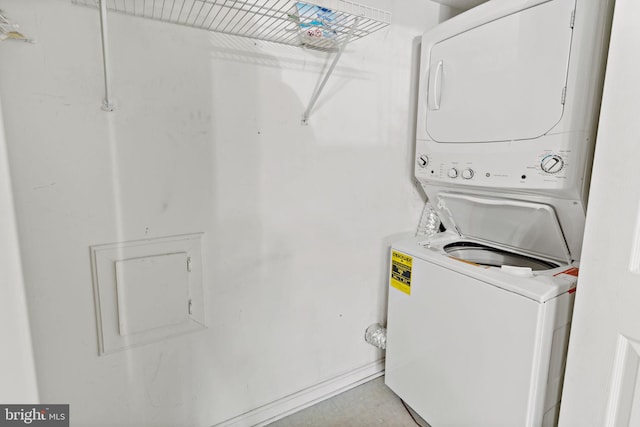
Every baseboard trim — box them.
[213,359,385,427]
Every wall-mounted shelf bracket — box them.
[301,16,359,126]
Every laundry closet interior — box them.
[0,0,629,426]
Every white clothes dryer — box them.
[412,0,615,260]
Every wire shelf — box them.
[71,0,391,51]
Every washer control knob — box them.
[541,154,565,174]
[448,168,458,178]
[462,169,474,180]
[417,154,429,168]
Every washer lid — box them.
[435,193,572,264]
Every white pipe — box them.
[99,0,114,111]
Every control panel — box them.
[414,134,589,198]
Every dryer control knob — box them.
[541,154,565,174]
[448,168,458,178]
[417,154,429,168]
[462,169,474,179]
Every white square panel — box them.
[115,253,190,336]
[90,233,205,355]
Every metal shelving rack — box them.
[71,0,391,123]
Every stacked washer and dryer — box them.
[384,0,614,426]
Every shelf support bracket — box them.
[301,17,360,126]
[99,0,114,112]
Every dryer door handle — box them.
[432,60,444,110]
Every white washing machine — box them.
[385,0,614,426]
[385,193,579,426]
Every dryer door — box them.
[426,0,575,143]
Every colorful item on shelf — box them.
[294,2,338,42]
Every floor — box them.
[266,376,430,427]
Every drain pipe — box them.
[364,323,387,350]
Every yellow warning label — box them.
[390,250,412,295]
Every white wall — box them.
[0,97,39,403]
[0,1,452,425]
